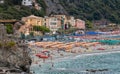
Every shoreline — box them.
[30,46,120,68]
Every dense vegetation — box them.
[1,0,120,24]
[0,0,46,20]
[5,24,14,34]
[33,26,50,34]
[60,0,120,24]
[0,41,16,48]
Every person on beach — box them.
[30,71,35,74]
[48,53,51,57]
[52,62,54,67]
[39,64,41,67]
[43,59,45,63]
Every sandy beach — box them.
[29,43,120,71]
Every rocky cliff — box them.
[0,24,32,73]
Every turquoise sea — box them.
[31,52,120,74]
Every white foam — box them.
[75,50,120,59]
[56,68,66,70]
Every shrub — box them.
[5,41,16,48]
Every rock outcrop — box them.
[44,0,68,15]
[0,24,32,73]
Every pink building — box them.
[75,19,85,29]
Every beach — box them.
[29,42,120,74]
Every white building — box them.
[44,16,59,33]
[68,16,75,27]
[49,17,58,33]
[22,0,33,6]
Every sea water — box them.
[31,51,120,74]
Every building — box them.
[22,0,33,6]
[67,16,75,27]
[22,0,42,10]
[34,3,41,10]
[44,16,59,33]
[20,14,86,35]
[48,17,59,33]
[75,19,85,29]
[44,15,77,33]
[93,19,110,28]
[52,15,68,29]
[20,15,44,35]
[22,15,43,26]
[44,15,70,33]
[0,0,4,3]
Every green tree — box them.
[29,32,34,37]
[57,27,79,34]
[33,26,50,35]
[5,24,13,34]
[5,41,16,48]
[85,21,93,30]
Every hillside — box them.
[0,0,46,20]
[59,0,120,23]
[43,0,68,15]
[0,0,120,24]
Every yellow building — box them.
[20,15,44,35]
[22,15,44,26]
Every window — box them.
[51,18,57,21]
[50,22,56,25]
[54,18,57,21]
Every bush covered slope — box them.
[60,0,120,23]
[0,0,46,19]
[1,0,120,24]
